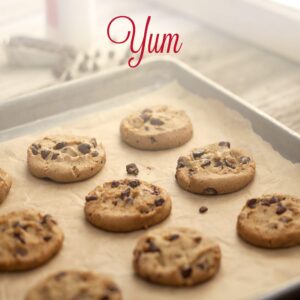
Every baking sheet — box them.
[0,82,300,300]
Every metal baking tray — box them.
[0,57,299,299]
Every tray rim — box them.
[1,56,299,141]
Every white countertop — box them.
[0,0,299,133]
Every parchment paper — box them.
[0,82,300,300]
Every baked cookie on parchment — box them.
[0,209,64,271]
[84,179,172,232]
[175,141,255,195]
[133,227,221,286]
[25,270,122,300]
[27,135,106,182]
[0,168,12,204]
[120,105,193,150]
[237,194,300,248]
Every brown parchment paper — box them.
[0,82,300,300]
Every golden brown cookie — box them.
[25,270,122,300]
[0,209,64,271]
[120,105,193,150]
[175,142,255,194]
[0,168,12,204]
[84,179,172,232]
[27,135,106,182]
[133,227,221,286]
[237,194,300,248]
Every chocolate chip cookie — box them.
[27,135,106,182]
[0,209,64,271]
[25,270,122,300]
[175,142,255,195]
[0,168,12,204]
[237,194,300,248]
[133,227,221,286]
[120,105,193,150]
[84,179,172,232]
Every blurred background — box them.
[0,0,299,133]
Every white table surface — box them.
[0,0,299,134]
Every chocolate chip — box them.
[181,267,192,278]
[91,151,99,157]
[214,160,223,167]
[15,247,27,256]
[151,185,160,196]
[143,108,152,113]
[146,240,160,252]
[199,206,208,214]
[120,188,130,200]
[168,234,180,241]
[177,157,186,169]
[41,150,50,160]
[31,143,40,150]
[201,159,211,168]
[128,180,140,188]
[78,143,91,154]
[279,216,291,223]
[90,138,97,147]
[194,237,202,243]
[31,147,39,155]
[154,198,165,206]
[140,113,151,122]
[126,163,139,176]
[41,214,52,225]
[54,142,67,150]
[125,197,134,205]
[219,141,230,148]
[150,118,164,126]
[13,232,26,244]
[224,159,235,169]
[101,295,109,300]
[203,188,218,195]
[240,156,251,164]
[144,126,149,131]
[276,205,287,215]
[85,195,98,202]
[111,181,120,188]
[192,149,205,159]
[51,153,59,160]
[270,196,279,204]
[247,198,257,209]
[43,235,52,242]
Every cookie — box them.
[133,227,221,286]
[25,270,122,300]
[237,194,300,248]
[27,135,106,182]
[0,168,12,204]
[0,209,64,271]
[120,105,193,150]
[175,142,255,195]
[84,179,172,232]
